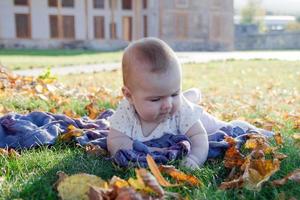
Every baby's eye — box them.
[150,98,160,102]
[171,93,179,97]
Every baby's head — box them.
[122,37,182,123]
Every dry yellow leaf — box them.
[56,172,107,200]
[146,154,177,187]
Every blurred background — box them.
[0,0,299,51]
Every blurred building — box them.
[234,15,296,32]
[0,0,234,51]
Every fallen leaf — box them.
[244,134,273,154]
[88,185,115,200]
[224,138,245,168]
[85,102,99,119]
[0,148,20,158]
[159,165,202,186]
[272,169,300,186]
[243,158,280,191]
[109,176,130,188]
[136,168,165,197]
[60,125,83,142]
[274,132,283,145]
[55,172,107,200]
[114,187,143,200]
[85,144,108,157]
[219,176,244,190]
[146,154,177,187]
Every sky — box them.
[234,0,300,15]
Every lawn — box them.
[0,60,300,199]
[0,49,122,70]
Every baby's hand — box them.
[181,155,200,170]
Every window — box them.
[62,0,74,7]
[49,15,75,39]
[49,15,59,38]
[14,0,28,6]
[122,16,132,41]
[94,0,104,9]
[48,0,57,7]
[143,15,148,37]
[110,22,117,39]
[94,16,105,39]
[143,0,147,9]
[15,14,31,38]
[175,13,188,39]
[122,0,132,10]
[175,0,189,8]
[63,15,75,38]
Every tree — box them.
[240,0,266,32]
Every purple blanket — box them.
[0,110,273,167]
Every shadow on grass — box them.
[7,145,131,200]
[0,49,121,57]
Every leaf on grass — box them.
[272,169,300,186]
[243,158,280,191]
[136,168,165,197]
[88,186,114,200]
[85,102,99,120]
[63,109,79,118]
[59,125,83,142]
[0,148,20,158]
[109,176,130,188]
[55,172,107,200]
[114,187,143,200]
[158,165,202,186]
[85,144,108,157]
[224,145,245,168]
[146,154,177,187]
[273,152,288,161]
[244,134,273,154]
[219,176,244,190]
[274,132,283,145]
[293,133,300,140]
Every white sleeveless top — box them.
[108,95,204,142]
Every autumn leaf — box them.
[244,134,274,154]
[292,133,300,148]
[55,172,107,200]
[88,186,115,200]
[136,168,165,197]
[224,137,245,168]
[219,177,244,190]
[242,158,280,191]
[85,144,108,157]
[85,102,100,119]
[272,169,300,186]
[109,176,130,188]
[158,165,202,186]
[59,125,83,142]
[274,132,283,145]
[0,148,20,158]
[146,154,177,187]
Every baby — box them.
[107,38,229,169]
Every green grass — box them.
[0,49,122,70]
[1,60,300,199]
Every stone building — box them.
[0,0,234,51]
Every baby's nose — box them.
[161,97,172,111]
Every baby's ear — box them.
[122,86,133,104]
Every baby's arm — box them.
[183,120,209,169]
[107,128,133,156]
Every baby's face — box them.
[129,67,182,124]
